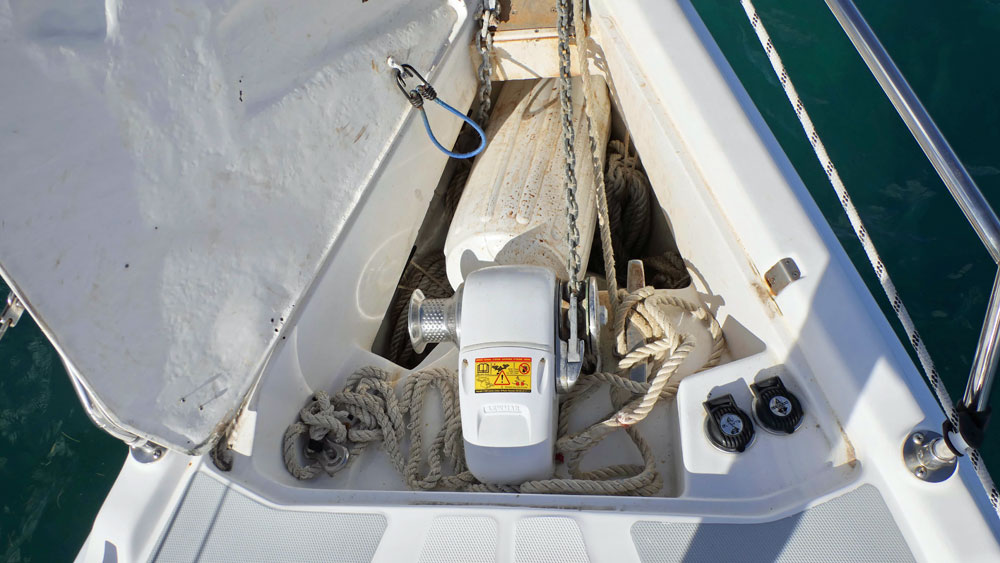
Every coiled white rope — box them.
[741,0,999,515]
[284,288,724,495]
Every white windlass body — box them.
[0,0,997,561]
[458,266,560,484]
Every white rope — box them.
[284,288,724,495]
[741,0,999,515]
[283,366,479,488]
[573,0,621,322]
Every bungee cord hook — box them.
[391,60,486,159]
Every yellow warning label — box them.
[474,357,532,393]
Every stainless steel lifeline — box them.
[824,0,1000,433]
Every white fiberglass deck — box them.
[148,471,911,563]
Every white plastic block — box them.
[445,76,611,289]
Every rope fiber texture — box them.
[570,0,689,302]
[598,141,691,291]
[572,0,620,321]
[284,288,725,495]
[741,0,999,515]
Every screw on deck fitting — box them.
[902,429,957,483]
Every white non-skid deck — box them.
[148,471,912,563]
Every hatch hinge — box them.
[0,292,25,343]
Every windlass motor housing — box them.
[409,265,561,484]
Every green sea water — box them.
[2,1,999,560]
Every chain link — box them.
[557,0,582,295]
[473,2,494,129]
[571,0,620,321]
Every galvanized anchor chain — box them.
[473,0,496,129]
[556,0,585,385]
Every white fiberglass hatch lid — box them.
[0,0,465,453]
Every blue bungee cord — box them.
[393,62,486,159]
[419,98,486,159]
